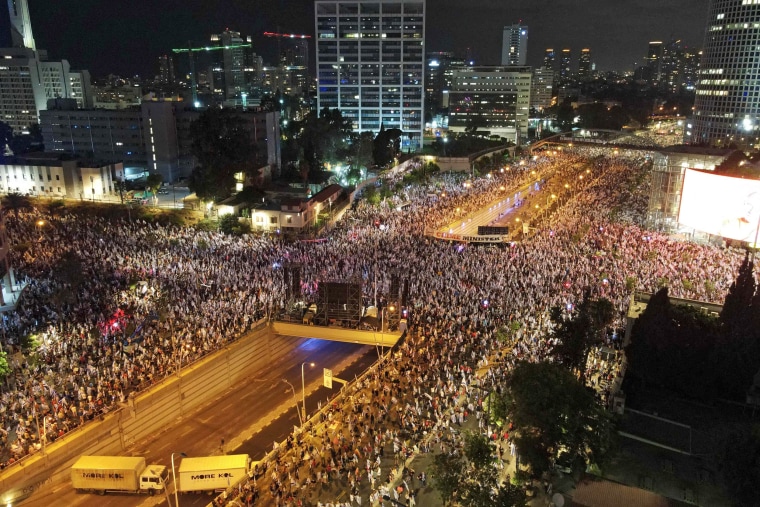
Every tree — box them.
[499,361,611,478]
[554,99,576,131]
[296,107,352,173]
[550,291,614,380]
[146,173,164,204]
[219,214,240,234]
[46,199,65,218]
[430,452,465,507]
[2,192,33,220]
[493,482,527,507]
[626,288,724,399]
[459,432,498,507]
[347,131,375,182]
[373,126,402,167]
[721,253,755,335]
[188,109,257,202]
[363,185,380,205]
[0,350,10,379]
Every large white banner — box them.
[679,169,760,242]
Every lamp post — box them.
[152,468,172,507]
[171,452,186,507]
[301,362,315,422]
[282,378,303,427]
[383,494,407,506]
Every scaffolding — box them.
[315,280,363,327]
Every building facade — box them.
[0,47,41,134]
[646,146,734,233]
[645,41,663,83]
[578,48,591,79]
[211,29,249,101]
[425,51,464,122]
[7,0,35,50]
[447,66,531,143]
[0,153,123,200]
[40,102,281,183]
[500,24,528,66]
[530,67,554,112]
[315,0,425,151]
[559,48,572,81]
[0,0,92,134]
[543,48,556,71]
[158,54,175,84]
[688,0,760,149]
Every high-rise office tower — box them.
[543,48,556,71]
[646,41,663,83]
[0,47,42,134]
[279,36,310,96]
[7,0,35,50]
[681,49,700,91]
[211,29,249,100]
[530,67,554,112]
[0,0,91,134]
[688,0,760,148]
[158,54,175,84]
[559,49,572,80]
[315,0,425,151]
[578,48,591,78]
[425,51,464,121]
[501,24,528,66]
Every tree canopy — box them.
[720,252,755,334]
[550,291,615,380]
[430,452,464,507]
[497,361,611,477]
[626,256,760,401]
[188,108,257,202]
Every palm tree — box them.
[2,192,32,220]
[146,173,164,205]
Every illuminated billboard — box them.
[678,169,760,242]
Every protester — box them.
[0,146,746,507]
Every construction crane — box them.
[264,31,311,68]
[263,31,312,39]
[172,41,252,107]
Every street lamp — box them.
[301,362,315,422]
[171,452,187,507]
[282,378,303,427]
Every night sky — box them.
[27,0,711,78]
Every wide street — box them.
[20,338,378,507]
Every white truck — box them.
[177,454,251,493]
[71,455,168,495]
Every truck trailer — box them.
[71,455,167,495]
[177,454,250,493]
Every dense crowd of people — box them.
[0,145,750,506]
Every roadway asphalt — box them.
[20,338,378,507]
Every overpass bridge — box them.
[272,322,402,348]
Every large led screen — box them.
[679,169,760,242]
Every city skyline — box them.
[27,0,710,78]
